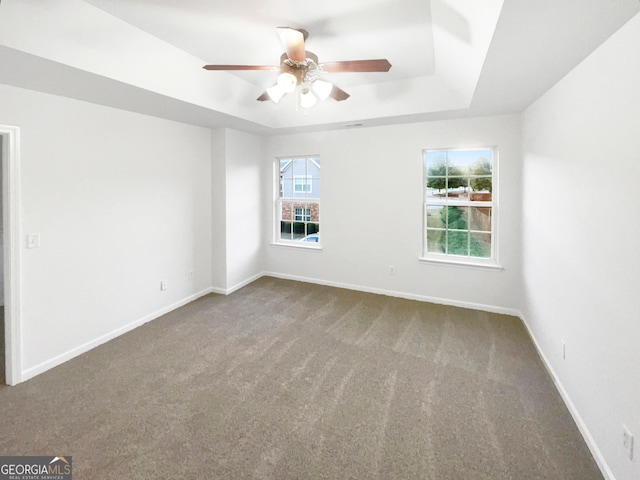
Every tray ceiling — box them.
[0,0,638,134]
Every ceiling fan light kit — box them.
[203,27,391,109]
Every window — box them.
[277,157,320,244]
[294,175,312,193]
[294,207,311,221]
[423,148,496,264]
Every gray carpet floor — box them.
[0,277,602,479]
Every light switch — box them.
[26,233,40,249]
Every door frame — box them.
[1,125,22,385]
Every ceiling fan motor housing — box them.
[279,51,320,86]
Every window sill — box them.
[418,256,503,271]
[271,242,323,251]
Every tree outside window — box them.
[424,148,495,261]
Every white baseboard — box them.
[24,270,519,383]
[20,287,215,382]
[210,272,264,296]
[15,269,613,480]
[261,271,521,317]
[226,273,264,295]
[517,311,615,480]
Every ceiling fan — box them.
[203,27,392,108]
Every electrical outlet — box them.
[26,233,41,249]
[188,271,194,280]
[389,265,396,275]
[622,424,634,460]
[160,280,167,291]
[561,339,566,360]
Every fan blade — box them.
[203,65,279,71]
[321,59,392,73]
[277,27,306,63]
[257,91,270,101]
[330,85,350,102]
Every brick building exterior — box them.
[281,202,320,222]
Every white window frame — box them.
[420,147,501,270]
[273,156,321,249]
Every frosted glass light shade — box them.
[277,72,297,93]
[266,84,286,103]
[312,79,333,100]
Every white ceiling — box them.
[0,0,639,134]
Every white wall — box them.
[224,129,265,290]
[0,84,213,380]
[522,13,640,480]
[210,128,227,291]
[263,115,522,313]
[210,128,264,293]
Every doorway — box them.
[1,125,21,386]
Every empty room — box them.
[0,0,639,479]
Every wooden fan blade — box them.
[257,91,270,101]
[330,85,350,102]
[203,65,279,71]
[277,27,306,63]
[321,59,392,73]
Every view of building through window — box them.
[278,157,320,243]
[424,148,495,260]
